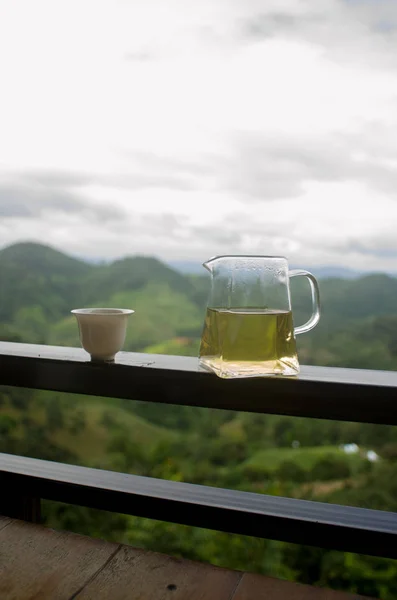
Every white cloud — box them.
[0,0,397,270]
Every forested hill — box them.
[0,242,193,322]
[0,241,396,369]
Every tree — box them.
[311,456,350,481]
[277,461,307,483]
[46,402,64,430]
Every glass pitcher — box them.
[199,255,320,378]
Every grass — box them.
[243,445,365,473]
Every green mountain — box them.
[0,241,89,277]
[84,256,194,302]
[0,242,196,321]
[290,275,397,369]
[0,242,90,323]
[0,242,203,347]
[1,241,397,370]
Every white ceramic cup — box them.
[71,308,134,362]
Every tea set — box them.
[72,255,320,378]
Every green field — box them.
[243,445,365,473]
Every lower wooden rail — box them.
[1,452,397,559]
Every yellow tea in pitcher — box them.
[199,308,299,378]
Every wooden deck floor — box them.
[0,516,375,599]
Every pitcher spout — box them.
[202,256,219,273]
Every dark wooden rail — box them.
[0,342,397,424]
[1,452,397,559]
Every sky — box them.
[1,0,397,270]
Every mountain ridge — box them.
[3,241,396,280]
[0,241,198,326]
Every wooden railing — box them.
[0,341,397,559]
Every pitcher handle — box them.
[289,269,321,335]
